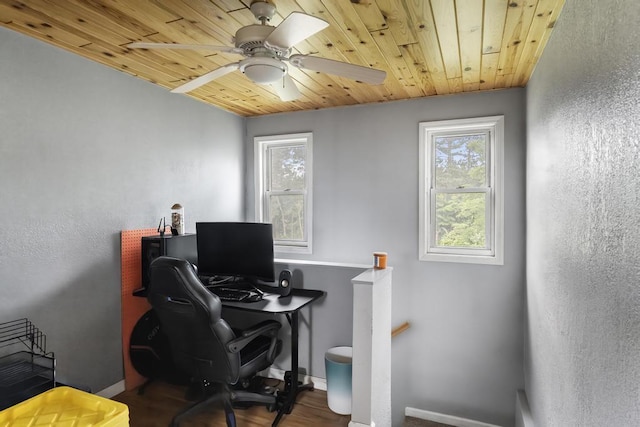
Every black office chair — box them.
[147,256,282,427]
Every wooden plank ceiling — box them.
[0,0,565,117]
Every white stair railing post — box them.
[349,267,393,427]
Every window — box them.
[255,133,312,254]
[419,116,504,265]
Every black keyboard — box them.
[208,286,263,303]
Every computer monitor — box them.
[196,222,275,283]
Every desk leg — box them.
[272,311,314,427]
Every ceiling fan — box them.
[127,1,386,101]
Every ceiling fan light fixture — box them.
[240,57,287,84]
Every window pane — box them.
[434,134,486,188]
[435,192,486,248]
[269,145,306,191]
[269,194,305,241]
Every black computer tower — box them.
[141,234,197,289]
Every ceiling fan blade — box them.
[288,54,386,85]
[265,12,329,50]
[270,74,301,101]
[127,42,239,54]
[171,63,240,93]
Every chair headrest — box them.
[148,256,221,320]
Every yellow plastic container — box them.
[0,386,129,427]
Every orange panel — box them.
[121,228,158,391]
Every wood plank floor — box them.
[113,379,350,427]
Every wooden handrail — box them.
[391,321,410,338]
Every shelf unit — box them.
[0,318,56,410]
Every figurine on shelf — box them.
[171,203,184,235]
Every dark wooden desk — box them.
[221,288,325,427]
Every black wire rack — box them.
[0,318,56,410]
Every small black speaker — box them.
[278,269,292,297]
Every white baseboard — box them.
[261,367,327,391]
[515,390,534,427]
[96,380,126,398]
[405,407,502,427]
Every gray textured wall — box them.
[0,27,245,392]
[525,0,640,425]
[246,89,527,427]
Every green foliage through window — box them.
[255,132,312,253]
[269,145,306,242]
[435,134,486,188]
[270,194,305,241]
[419,116,503,264]
[433,133,488,248]
[435,193,486,248]
[270,145,306,191]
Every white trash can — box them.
[325,346,352,415]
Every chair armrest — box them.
[227,320,281,354]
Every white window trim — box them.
[419,116,504,265]
[254,132,313,255]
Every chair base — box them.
[272,374,315,427]
[171,388,234,427]
[172,379,278,427]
